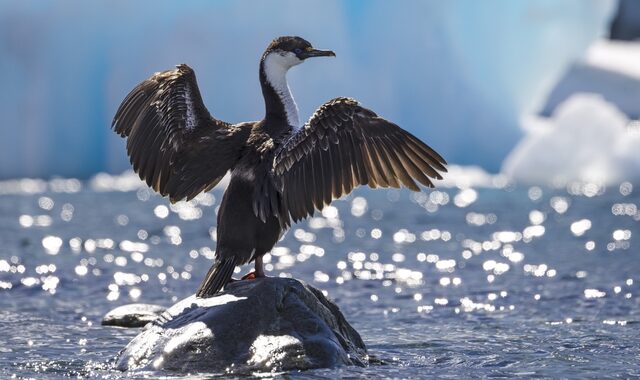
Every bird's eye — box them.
[294,48,302,54]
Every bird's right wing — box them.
[112,64,250,202]
[255,97,447,225]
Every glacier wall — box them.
[0,0,615,179]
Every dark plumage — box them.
[112,36,447,298]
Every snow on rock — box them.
[116,277,367,373]
[102,303,165,328]
[503,94,640,187]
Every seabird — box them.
[112,36,447,298]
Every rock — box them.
[102,303,166,328]
[610,0,640,41]
[116,277,367,373]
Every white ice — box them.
[502,94,640,187]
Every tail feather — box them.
[196,256,237,298]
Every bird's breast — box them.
[232,164,257,183]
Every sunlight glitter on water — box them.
[1,172,639,378]
[42,236,63,255]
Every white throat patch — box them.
[263,51,302,128]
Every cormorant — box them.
[112,36,447,298]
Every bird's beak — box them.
[300,48,336,59]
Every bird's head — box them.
[262,36,335,71]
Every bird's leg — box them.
[241,255,267,280]
[255,255,265,277]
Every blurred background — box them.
[2,2,640,378]
[1,0,638,186]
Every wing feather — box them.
[344,139,359,195]
[112,64,250,202]
[312,151,323,208]
[361,140,386,187]
[379,137,420,191]
[302,159,315,213]
[352,136,370,187]
[370,137,401,188]
[328,142,343,198]
[263,97,447,226]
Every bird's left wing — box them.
[255,97,447,225]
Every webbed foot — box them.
[241,271,266,280]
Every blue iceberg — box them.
[0,1,615,179]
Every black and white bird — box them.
[112,36,447,298]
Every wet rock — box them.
[102,303,165,328]
[116,277,367,373]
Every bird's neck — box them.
[259,55,300,133]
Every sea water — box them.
[0,177,638,378]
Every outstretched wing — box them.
[112,64,250,202]
[256,97,447,225]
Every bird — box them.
[112,36,447,298]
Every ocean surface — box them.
[0,175,638,379]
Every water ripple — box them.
[0,183,638,378]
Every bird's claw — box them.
[241,271,267,280]
[241,271,257,280]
